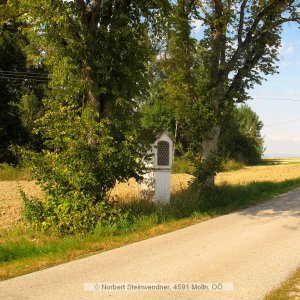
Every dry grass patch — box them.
[264,267,300,300]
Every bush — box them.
[172,158,194,174]
[21,191,128,235]
[221,159,245,172]
[20,101,147,234]
[193,153,223,183]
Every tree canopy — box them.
[9,0,169,233]
[0,21,29,164]
[148,0,300,183]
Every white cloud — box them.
[279,42,296,56]
[281,61,292,67]
[192,19,203,32]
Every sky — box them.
[192,20,300,158]
[248,23,300,158]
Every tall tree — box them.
[16,0,166,116]
[12,0,169,233]
[0,0,47,163]
[142,1,202,157]
[147,1,299,184]
[0,21,28,164]
[180,0,300,184]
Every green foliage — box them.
[21,190,127,235]
[20,102,145,234]
[142,3,213,159]
[192,153,223,183]
[0,5,46,164]
[11,1,167,234]
[0,22,28,164]
[145,1,300,183]
[220,159,245,172]
[172,158,194,174]
[141,86,176,136]
[219,105,264,165]
[25,103,145,197]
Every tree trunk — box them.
[173,119,178,161]
[199,1,225,185]
[201,125,221,185]
[202,125,221,159]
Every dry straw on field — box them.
[1,161,300,229]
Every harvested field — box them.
[1,161,300,229]
[216,163,300,185]
[0,181,43,230]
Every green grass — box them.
[172,158,194,174]
[221,159,245,171]
[172,157,245,174]
[264,267,300,300]
[1,177,300,280]
[0,164,30,181]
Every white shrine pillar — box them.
[138,132,173,204]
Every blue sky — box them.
[248,23,300,157]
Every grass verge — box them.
[0,164,30,181]
[264,267,300,300]
[1,177,300,281]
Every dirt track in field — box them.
[1,162,300,229]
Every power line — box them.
[0,70,48,77]
[252,92,300,94]
[252,98,300,102]
[265,118,300,127]
[0,75,49,82]
[0,70,49,82]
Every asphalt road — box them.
[1,188,300,300]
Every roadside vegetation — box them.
[264,267,300,300]
[1,159,300,281]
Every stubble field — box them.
[1,159,300,229]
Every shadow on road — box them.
[238,189,300,219]
[170,179,300,224]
